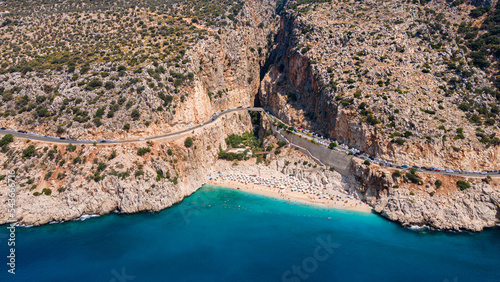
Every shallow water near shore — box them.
[1,185,500,281]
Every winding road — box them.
[0,106,498,178]
[0,107,264,144]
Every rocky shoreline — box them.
[3,133,499,232]
[347,158,500,232]
[0,112,254,226]
[0,0,499,232]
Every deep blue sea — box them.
[1,185,499,282]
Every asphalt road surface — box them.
[0,106,497,178]
[0,107,264,145]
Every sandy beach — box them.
[207,177,373,213]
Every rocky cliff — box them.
[347,158,500,231]
[258,0,500,231]
[0,0,278,139]
[260,0,500,170]
[1,0,499,232]
[0,111,253,226]
[0,0,282,226]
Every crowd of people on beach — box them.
[210,172,369,209]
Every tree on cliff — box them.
[0,134,13,146]
[184,137,193,148]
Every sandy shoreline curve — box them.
[206,179,373,213]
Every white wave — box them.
[12,223,33,228]
[408,225,430,231]
[75,214,99,221]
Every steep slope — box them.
[0,0,278,139]
[0,111,254,226]
[0,0,280,226]
[261,0,500,170]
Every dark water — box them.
[1,185,499,281]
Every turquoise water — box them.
[1,185,499,282]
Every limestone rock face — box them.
[258,1,500,231]
[376,185,500,232]
[0,0,278,140]
[260,2,500,170]
[348,159,500,231]
[0,112,254,226]
[2,0,500,233]
[0,0,279,227]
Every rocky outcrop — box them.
[0,111,254,226]
[259,1,500,231]
[1,0,499,234]
[0,0,278,140]
[260,1,500,170]
[347,159,500,231]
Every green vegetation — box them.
[225,132,260,149]
[435,180,442,189]
[73,156,82,164]
[457,180,471,191]
[97,162,107,172]
[218,145,248,161]
[391,138,406,145]
[470,6,490,18]
[137,147,151,156]
[156,169,166,181]
[366,115,380,126]
[93,171,105,182]
[44,171,52,180]
[66,143,77,152]
[23,145,36,158]
[0,134,13,146]
[131,109,141,121]
[85,79,103,91]
[406,169,422,184]
[184,137,193,148]
[218,131,265,161]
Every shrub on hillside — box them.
[137,147,151,156]
[457,180,471,191]
[23,145,36,158]
[0,134,13,147]
[184,137,193,148]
